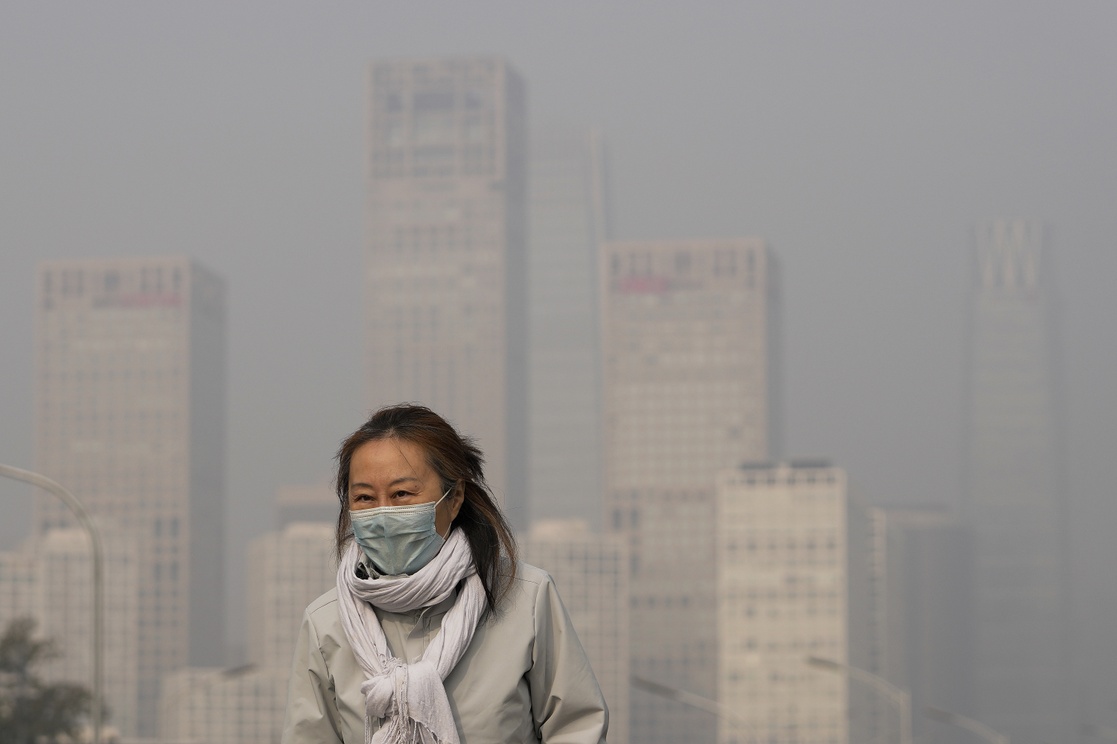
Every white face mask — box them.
[349,487,451,576]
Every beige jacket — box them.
[282,562,608,744]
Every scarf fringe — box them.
[339,529,486,744]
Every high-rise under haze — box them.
[961,219,1072,744]
[363,57,528,524]
[866,505,974,744]
[602,238,779,744]
[716,462,869,744]
[33,256,226,735]
[527,129,609,527]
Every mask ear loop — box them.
[434,484,456,538]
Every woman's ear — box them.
[447,482,465,522]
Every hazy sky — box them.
[2,0,1115,695]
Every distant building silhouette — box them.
[162,488,336,742]
[602,238,780,744]
[363,56,528,526]
[1,527,141,737]
[0,548,35,629]
[961,219,1072,744]
[523,519,629,744]
[159,665,289,744]
[33,256,226,735]
[527,128,610,528]
[867,505,974,744]
[38,526,140,737]
[246,520,335,670]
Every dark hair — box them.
[335,403,518,611]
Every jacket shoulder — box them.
[509,561,553,589]
[305,587,339,617]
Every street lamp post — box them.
[0,464,103,744]
[925,706,1009,744]
[806,656,912,744]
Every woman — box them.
[282,404,608,744]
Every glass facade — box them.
[962,219,1072,744]
[364,57,528,525]
[526,129,609,528]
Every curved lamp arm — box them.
[807,656,912,744]
[632,675,759,743]
[926,706,1009,744]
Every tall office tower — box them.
[603,238,779,744]
[34,257,226,734]
[37,526,141,737]
[364,57,528,526]
[962,219,1072,744]
[527,129,609,527]
[245,521,336,670]
[523,519,629,744]
[716,462,871,744]
[866,506,974,744]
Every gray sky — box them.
[2,0,1115,701]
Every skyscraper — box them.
[527,129,609,527]
[602,238,779,744]
[34,256,226,734]
[364,57,528,524]
[716,462,869,744]
[962,219,1072,744]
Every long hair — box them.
[335,403,518,611]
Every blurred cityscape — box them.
[2,7,1116,744]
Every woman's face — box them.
[347,437,463,536]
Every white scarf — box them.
[336,527,487,744]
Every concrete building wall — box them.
[716,462,852,744]
[523,519,629,744]
[160,666,288,744]
[33,256,226,734]
[37,526,140,737]
[0,548,36,630]
[246,521,336,670]
[602,238,777,744]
